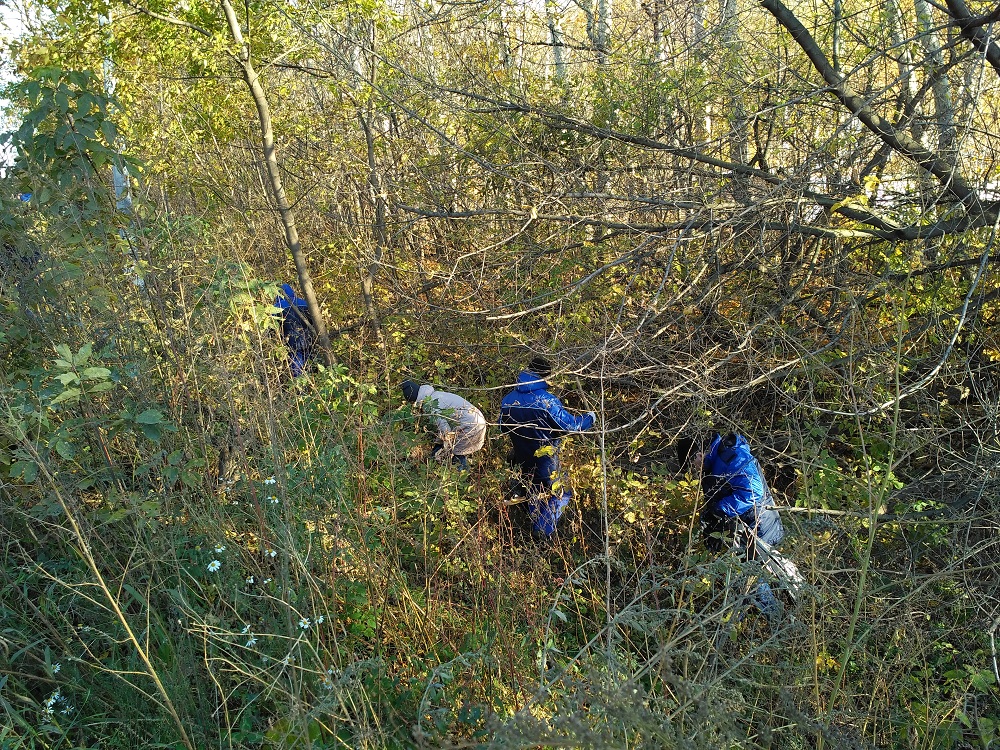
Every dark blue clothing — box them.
[701,432,774,519]
[500,371,595,536]
[512,445,568,535]
[699,432,784,548]
[499,372,596,439]
[275,283,315,377]
[699,432,785,625]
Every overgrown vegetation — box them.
[2,0,1000,746]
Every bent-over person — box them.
[401,380,487,471]
[498,356,595,536]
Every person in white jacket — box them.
[401,380,487,470]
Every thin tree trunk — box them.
[914,0,957,158]
[762,0,982,210]
[359,111,385,339]
[943,0,1000,76]
[887,0,922,142]
[545,0,567,82]
[832,0,842,72]
[219,0,332,365]
[692,0,706,48]
[651,0,668,63]
[915,0,956,261]
[596,0,612,65]
[721,0,749,200]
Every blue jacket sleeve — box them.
[541,392,594,432]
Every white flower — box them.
[264,476,277,485]
[266,549,277,558]
[215,544,226,553]
[267,495,279,504]
[42,690,63,721]
[245,636,258,648]
[298,617,311,630]
[207,560,221,572]
[263,578,272,584]
[246,575,254,584]
[52,663,61,673]
[316,615,325,624]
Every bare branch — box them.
[942,0,1000,76]
[762,0,991,213]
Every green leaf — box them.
[77,92,93,115]
[80,367,111,381]
[54,344,73,361]
[101,120,117,144]
[88,381,115,393]
[54,440,75,460]
[49,387,80,406]
[74,343,92,366]
[56,372,78,385]
[67,71,89,88]
[971,670,995,692]
[140,423,162,442]
[135,409,164,425]
[11,460,38,483]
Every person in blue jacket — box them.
[499,356,596,536]
[274,283,316,377]
[678,432,802,625]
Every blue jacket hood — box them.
[515,371,549,392]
